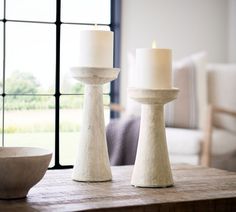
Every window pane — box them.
[60,95,83,165]
[104,95,111,124]
[0,0,3,19]
[0,22,2,94]
[6,0,56,22]
[60,24,110,94]
[60,95,110,165]
[61,0,110,24]
[103,83,111,94]
[5,22,55,94]
[4,95,55,167]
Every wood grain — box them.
[0,165,236,211]
[201,104,213,167]
[213,105,236,117]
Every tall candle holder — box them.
[71,67,120,182]
[129,87,179,187]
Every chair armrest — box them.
[212,106,236,117]
[200,105,213,167]
[104,103,125,112]
[200,105,236,167]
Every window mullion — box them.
[54,0,61,169]
[2,0,6,146]
[110,0,121,118]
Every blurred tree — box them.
[4,71,42,110]
[6,70,40,94]
[71,82,84,94]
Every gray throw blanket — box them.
[106,116,140,165]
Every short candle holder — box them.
[71,67,120,182]
[129,87,179,187]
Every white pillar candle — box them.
[136,44,172,89]
[78,30,113,68]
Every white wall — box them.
[120,0,230,107]
[228,0,236,62]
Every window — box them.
[0,0,121,168]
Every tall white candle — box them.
[136,43,172,89]
[78,30,113,68]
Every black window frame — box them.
[0,0,121,169]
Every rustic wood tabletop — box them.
[0,164,236,211]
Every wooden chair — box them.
[201,105,236,167]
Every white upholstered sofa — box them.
[106,54,236,172]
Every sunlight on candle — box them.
[152,40,157,48]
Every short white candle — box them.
[136,42,172,89]
[78,30,113,68]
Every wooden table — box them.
[0,164,236,211]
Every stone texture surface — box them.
[71,67,120,182]
[0,147,52,199]
[129,88,179,187]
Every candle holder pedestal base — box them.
[71,67,120,182]
[129,87,179,187]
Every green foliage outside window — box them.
[2,71,85,110]
[0,71,109,111]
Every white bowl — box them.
[0,147,52,199]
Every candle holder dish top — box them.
[71,67,119,84]
[129,87,179,188]
[129,87,179,104]
[71,67,120,182]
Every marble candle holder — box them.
[71,67,120,182]
[129,87,179,187]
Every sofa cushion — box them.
[106,116,140,165]
[208,64,236,134]
[165,52,207,129]
[166,128,236,156]
[169,155,199,165]
[165,58,198,128]
[166,127,202,155]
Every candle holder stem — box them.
[129,88,179,187]
[71,67,120,182]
